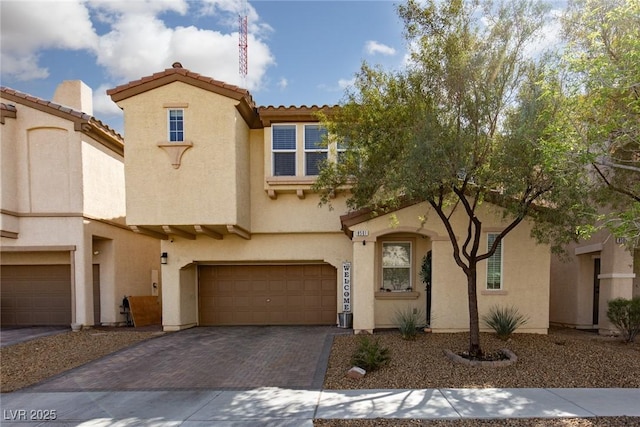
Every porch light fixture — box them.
[161,252,168,265]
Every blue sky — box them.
[1,0,408,134]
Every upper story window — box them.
[382,242,412,291]
[272,125,296,176]
[304,125,328,176]
[486,233,503,290]
[168,109,184,142]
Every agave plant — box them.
[483,305,528,340]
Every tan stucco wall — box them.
[349,201,550,334]
[82,140,126,221]
[550,228,636,333]
[116,81,250,229]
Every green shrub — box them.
[394,306,425,340]
[350,336,390,371]
[483,305,529,340]
[606,297,640,343]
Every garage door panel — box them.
[250,281,268,292]
[269,280,286,292]
[286,280,303,291]
[1,265,71,326]
[199,264,337,326]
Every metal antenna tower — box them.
[238,0,248,82]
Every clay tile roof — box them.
[257,104,338,126]
[0,86,124,152]
[107,64,256,108]
[1,102,17,113]
[107,63,261,128]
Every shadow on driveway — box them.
[27,326,348,391]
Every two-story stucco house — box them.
[108,63,552,334]
[1,82,160,328]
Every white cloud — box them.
[277,78,288,89]
[93,84,124,117]
[318,77,356,94]
[365,40,396,56]
[91,1,275,90]
[338,78,355,90]
[0,1,99,80]
[0,0,275,91]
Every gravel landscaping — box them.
[323,327,640,389]
[1,326,638,426]
[0,327,163,392]
[314,417,639,426]
[316,327,640,426]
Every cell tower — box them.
[238,0,248,81]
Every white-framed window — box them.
[168,109,184,142]
[272,124,297,176]
[382,241,412,291]
[486,233,503,290]
[304,124,328,176]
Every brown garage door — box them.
[1,265,72,326]
[199,264,337,325]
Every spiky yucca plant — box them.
[394,306,425,340]
[483,305,529,340]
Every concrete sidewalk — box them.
[1,388,638,426]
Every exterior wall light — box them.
[161,252,168,265]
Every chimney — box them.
[52,80,93,115]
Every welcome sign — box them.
[342,262,351,312]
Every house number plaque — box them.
[342,262,352,312]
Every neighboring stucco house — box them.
[107,63,551,334]
[1,82,160,328]
[550,227,639,334]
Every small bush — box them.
[350,336,390,371]
[483,305,529,340]
[607,297,640,343]
[394,306,425,340]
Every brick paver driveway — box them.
[28,326,345,391]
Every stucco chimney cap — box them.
[172,62,183,68]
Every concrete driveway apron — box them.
[26,326,344,392]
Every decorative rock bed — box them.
[444,348,518,367]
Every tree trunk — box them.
[467,266,482,357]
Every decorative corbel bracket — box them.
[157,141,193,169]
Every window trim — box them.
[272,124,297,176]
[167,108,185,143]
[486,233,503,290]
[381,241,413,292]
[303,124,328,176]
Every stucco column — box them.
[73,238,93,327]
[598,274,635,334]
[161,262,181,331]
[352,239,376,333]
[598,246,635,334]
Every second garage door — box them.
[1,265,72,326]
[199,264,337,325]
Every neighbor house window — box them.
[382,242,412,291]
[486,233,502,290]
[304,125,328,175]
[272,125,296,176]
[168,109,184,142]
